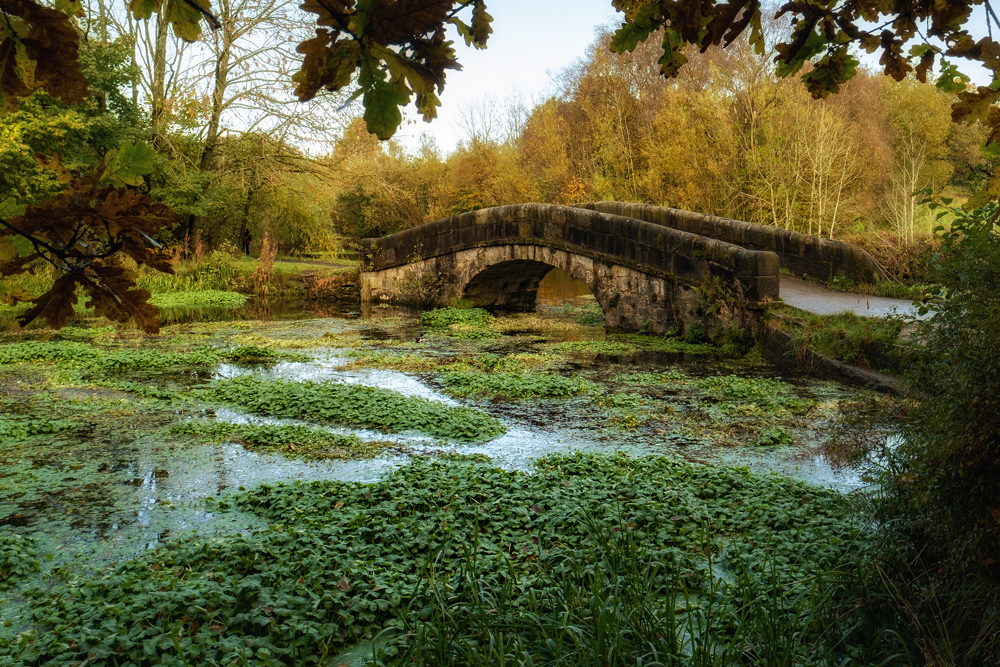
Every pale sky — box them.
[390,1,994,155]
[393,0,620,154]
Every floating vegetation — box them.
[0,534,39,590]
[0,454,868,666]
[546,340,639,356]
[754,425,795,447]
[205,376,505,441]
[170,421,398,460]
[439,352,554,374]
[340,351,441,371]
[0,416,76,442]
[148,290,248,309]
[219,345,310,363]
[613,369,688,384]
[420,307,492,329]
[696,374,813,414]
[439,371,595,400]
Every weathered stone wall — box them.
[577,201,889,284]
[362,244,705,334]
[360,203,780,302]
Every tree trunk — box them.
[150,9,169,146]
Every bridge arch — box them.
[360,203,780,334]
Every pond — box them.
[0,278,866,585]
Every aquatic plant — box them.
[0,453,873,666]
[170,421,394,460]
[697,374,813,413]
[420,307,491,330]
[0,534,40,590]
[219,345,309,363]
[754,425,795,447]
[204,376,505,441]
[439,371,595,400]
[148,291,248,309]
[0,416,76,442]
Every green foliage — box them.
[0,453,869,666]
[884,201,1000,572]
[547,340,638,356]
[612,370,688,384]
[754,425,795,448]
[420,307,492,330]
[219,345,309,363]
[788,311,905,369]
[148,291,248,309]
[697,375,812,414]
[205,376,505,441]
[0,415,76,442]
[0,341,219,372]
[0,533,40,590]
[440,371,596,400]
[170,421,388,460]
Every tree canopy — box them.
[0,0,998,332]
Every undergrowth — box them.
[788,311,905,370]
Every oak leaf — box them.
[366,0,452,45]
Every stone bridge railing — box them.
[577,202,889,284]
[361,203,780,301]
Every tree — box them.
[1,0,998,334]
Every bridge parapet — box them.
[361,203,779,301]
[577,201,888,284]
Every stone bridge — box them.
[360,203,783,334]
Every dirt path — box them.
[779,276,928,319]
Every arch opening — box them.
[536,267,596,308]
[462,260,555,311]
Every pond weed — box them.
[439,371,596,400]
[169,421,399,460]
[0,453,876,666]
[204,376,505,441]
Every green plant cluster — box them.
[753,425,795,447]
[0,454,869,666]
[94,380,179,401]
[204,376,505,441]
[420,307,491,330]
[596,392,647,408]
[547,340,638,356]
[788,311,905,369]
[220,346,310,363]
[0,416,76,442]
[0,533,40,590]
[148,291,249,309]
[696,375,812,414]
[169,421,390,460]
[612,370,688,385]
[558,302,605,325]
[0,341,218,372]
[439,372,596,400]
[0,340,305,374]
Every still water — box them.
[0,267,865,575]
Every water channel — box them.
[0,268,868,581]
